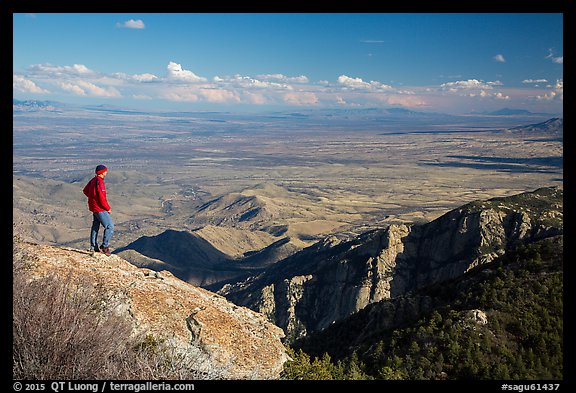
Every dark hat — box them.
[95,165,108,175]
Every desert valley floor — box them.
[13,106,563,281]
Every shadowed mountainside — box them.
[115,227,300,287]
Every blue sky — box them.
[13,13,563,114]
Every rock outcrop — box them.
[13,241,289,379]
[220,187,562,342]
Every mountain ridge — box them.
[219,186,563,342]
[289,234,563,379]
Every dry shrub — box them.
[12,239,226,380]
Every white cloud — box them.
[112,72,157,83]
[441,79,501,91]
[242,91,269,105]
[166,62,207,82]
[15,60,562,113]
[160,89,199,102]
[545,49,563,64]
[441,79,511,101]
[283,92,319,106]
[536,79,563,101]
[551,56,563,64]
[493,54,506,63]
[200,88,241,103]
[131,73,158,82]
[522,79,548,84]
[13,75,49,94]
[56,80,121,97]
[337,75,392,90]
[493,92,510,100]
[257,74,309,84]
[28,63,95,76]
[338,75,371,89]
[335,96,347,105]
[217,74,292,90]
[159,85,241,104]
[57,81,87,96]
[116,19,145,29]
[441,79,484,90]
[466,89,509,100]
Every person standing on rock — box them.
[83,164,114,256]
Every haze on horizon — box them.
[13,13,563,115]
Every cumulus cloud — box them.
[20,63,124,98]
[166,62,207,82]
[200,88,241,103]
[441,79,497,91]
[215,74,293,90]
[16,60,562,112]
[335,96,347,105]
[116,19,145,29]
[130,73,158,82]
[493,54,506,63]
[113,72,158,83]
[13,75,49,94]
[337,75,392,90]
[338,75,371,89]
[493,92,510,100]
[28,63,95,76]
[160,86,241,104]
[55,80,121,97]
[257,74,309,84]
[283,92,319,106]
[466,89,509,100]
[537,79,563,101]
[440,79,510,100]
[161,90,199,102]
[57,81,87,96]
[242,91,269,105]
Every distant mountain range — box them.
[509,117,563,134]
[471,108,558,116]
[14,99,560,119]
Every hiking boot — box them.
[101,247,111,256]
[93,246,101,253]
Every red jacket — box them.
[83,176,111,212]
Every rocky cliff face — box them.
[220,187,562,342]
[13,241,289,379]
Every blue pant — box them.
[90,211,114,249]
